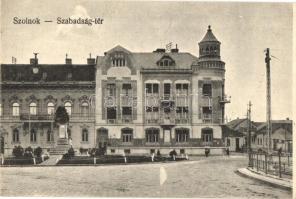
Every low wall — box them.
[107,147,226,156]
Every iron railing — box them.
[249,151,293,179]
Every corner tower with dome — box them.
[94,25,230,155]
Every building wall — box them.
[0,86,95,155]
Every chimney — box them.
[87,53,96,65]
[30,53,38,65]
[65,54,72,65]
[171,44,179,53]
[153,48,166,53]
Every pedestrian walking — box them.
[205,148,210,157]
[226,147,230,156]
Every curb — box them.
[237,168,292,191]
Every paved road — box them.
[0,155,292,198]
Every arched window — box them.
[47,102,55,115]
[112,54,126,67]
[29,102,37,115]
[175,128,189,142]
[12,129,19,143]
[12,102,20,116]
[81,102,89,116]
[30,129,37,142]
[146,128,159,143]
[47,129,54,142]
[64,102,72,115]
[122,128,133,143]
[82,129,89,142]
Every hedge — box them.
[2,157,48,165]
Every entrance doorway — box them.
[235,138,240,152]
[97,128,108,153]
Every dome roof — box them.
[199,25,220,43]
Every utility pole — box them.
[248,101,252,167]
[265,48,271,154]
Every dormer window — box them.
[157,56,175,67]
[111,53,126,67]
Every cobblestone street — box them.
[0,155,292,198]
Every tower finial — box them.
[208,25,211,31]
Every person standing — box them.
[68,137,73,147]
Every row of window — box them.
[106,83,212,96]
[0,101,89,116]
[12,128,89,143]
[11,127,214,144]
[120,128,213,143]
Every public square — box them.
[0,155,291,198]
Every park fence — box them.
[249,152,292,179]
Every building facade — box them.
[1,26,230,155]
[95,26,229,155]
[0,57,96,155]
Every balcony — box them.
[121,115,132,123]
[1,113,95,122]
[145,119,159,124]
[175,118,190,124]
[202,114,212,123]
[20,114,53,120]
[161,94,174,101]
[202,141,213,146]
[219,95,231,104]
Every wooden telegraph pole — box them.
[248,101,252,167]
[265,48,271,154]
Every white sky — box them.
[1,1,293,122]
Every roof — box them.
[226,118,246,129]
[222,125,244,137]
[132,52,198,69]
[256,120,293,133]
[226,118,260,133]
[98,45,198,70]
[199,25,220,43]
[1,64,96,82]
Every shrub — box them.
[25,146,33,153]
[157,150,161,156]
[89,148,105,157]
[79,147,84,154]
[12,145,24,158]
[34,147,42,157]
[169,149,177,157]
[63,153,70,159]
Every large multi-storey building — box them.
[0,26,230,155]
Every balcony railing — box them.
[202,114,212,123]
[219,95,231,104]
[160,117,175,126]
[1,113,95,121]
[161,94,174,101]
[175,118,190,124]
[202,141,213,146]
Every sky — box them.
[0,1,293,122]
